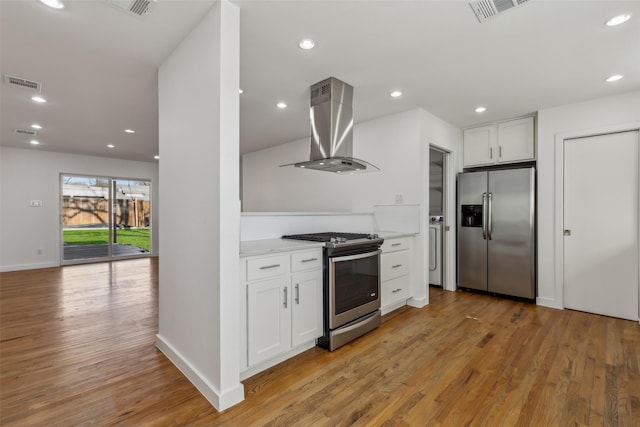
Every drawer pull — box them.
[391,243,402,247]
[392,264,402,269]
[260,264,281,270]
[392,288,403,293]
[301,258,318,263]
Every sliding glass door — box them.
[61,174,151,264]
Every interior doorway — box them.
[429,146,448,289]
[61,174,152,264]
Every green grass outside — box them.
[63,228,150,251]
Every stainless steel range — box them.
[282,232,384,351]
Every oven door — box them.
[328,249,381,329]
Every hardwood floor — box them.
[1,259,639,426]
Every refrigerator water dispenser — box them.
[461,205,483,227]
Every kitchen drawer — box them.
[381,250,410,281]
[381,237,411,253]
[382,275,410,306]
[291,249,322,273]
[246,254,289,281]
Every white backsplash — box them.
[240,212,376,241]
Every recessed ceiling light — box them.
[276,102,287,109]
[605,74,624,82]
[606,14,631,26]
[390,91,403,98]
[31,123,42,129]
[107,144,115,148]
[298,38,316,50]
[154,155,160,160]
[239,88,244,94]
[124,129,135,133]
[30,140,40,145]
[39,0,64,9]
[475,106,487,113]
[31,96,47,103]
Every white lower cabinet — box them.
[247,276,290,365]
[241,248,323,377]
[291,270,323,347]
[380,237,412,314]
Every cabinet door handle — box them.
[490,147,493,159]
[498,145,502,158]
[283,287,288,308]
[260,264,280,270]
[392,264,402,269]
[301,258,318,263]
[295,284,300,304]
[392,288,403,293]
[391,243,402,247]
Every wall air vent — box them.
[14,128,37,136]
[106,0,157,17]
[469,0,532,22]
[4,75,42,92]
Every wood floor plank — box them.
[2,262,639,426]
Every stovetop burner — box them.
[282,232,383,251]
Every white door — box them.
[247,277,290,365]
[290,270,323,347]
[564,131,639,320]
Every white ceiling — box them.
[1,0,638,162]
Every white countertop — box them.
[240,238,325,257]
[376,231,416,239]
[240,231,415,257]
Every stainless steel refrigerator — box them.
[457,167,536,299]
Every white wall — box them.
[537,90,640,308]
[156,0,243,411]
[0,146,159,271]
[242,109,423,212]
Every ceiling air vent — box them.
[4,75,42,92]
[107,0,157,17]
[14,128,37,136]
[469,0,532,22]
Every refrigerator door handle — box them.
[482,192,488,240]
[487,192,493,240]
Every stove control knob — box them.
[368,233,379,239]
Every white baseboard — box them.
[536,296,563,310]
[155,334,244,411]
[0,261,58,272]
[407,296,428,309]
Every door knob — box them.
[563,229,571,236]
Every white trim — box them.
[554,121,640,312]
[407,295,428,308]
[0,261,58,272]
[536,296,563,310]
[155,334,245,411]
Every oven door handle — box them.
[330,249,381,263]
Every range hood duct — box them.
[285,77,379,174]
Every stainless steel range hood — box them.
[284,77,379,174]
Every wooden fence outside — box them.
[63,197,150,228]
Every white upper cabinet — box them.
[463,124,497,167]
[463,117,535,167]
